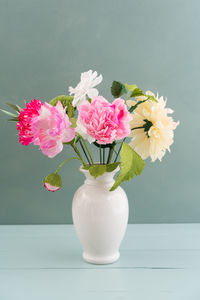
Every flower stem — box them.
[78,135,94,164]
[71,144,86,166]
[55,157,80,173]
[103,148,105,164]
[107,144,116,164]
[99,145,102,164]
[114,138,126,162]
[79,140,91,165]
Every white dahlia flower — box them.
[127,91,179,162]
[69,70,102,107]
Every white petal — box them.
[69,86,75,95]
[91,71,97,79]
[81,70,92,81]
[87,88,99,99]
[91,74,103,87]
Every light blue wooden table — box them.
[0,224,200,300]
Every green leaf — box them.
[130,87,144,98]
[125,84,145,98]
[0,109,18,118]
[67,103,74,118]
[49,95,74,118]
[125,84,138,92]
[6,103,21,113]
[82,162,120,180]
[111,81,127,98]
[89,164,107,179]
[43,173,62,188]
[82,162,120,174]
[8,116,19,122]
[49,95,74,107]
[106,162,120,172]
[145,95,158,102]
[70,117,77,128]
[110,143,145,191]
[82,164,91,170]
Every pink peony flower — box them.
[16,99,43,146]
[31,101,75,158]
[77,96,132,144]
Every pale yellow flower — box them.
[127,91,179,162]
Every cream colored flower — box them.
[127,91,179,162]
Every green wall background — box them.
[0,0,199,224]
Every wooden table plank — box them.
[0,269,200,300]
[0,224,200,269]
[0,224,200,300]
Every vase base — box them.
[83,251,120,265]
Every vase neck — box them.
[80,166,119,188]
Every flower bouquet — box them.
[1,70,179,264]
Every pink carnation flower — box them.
[16,99,43,146]
[77,96,132,144]
[31,101,75,158]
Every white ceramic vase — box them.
[72,167,129,265]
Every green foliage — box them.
[88,165,107,179]
[125,84,138,91]
[70,117,77,128]
[82,164,90,170]
[130,87,144,97]
[0,103,21,122]
[82,162,120,179]
[8,116,19,122]
[106,162,120,172]
[49,95,74,118]
[146,95,158,102]
[49,95,73,107]
[126,84,157,101]
[111,81,127,98]
[143,119,153,135]
[43,173,62,188]
[67,104,74,118]
[0,109,18,118]
[128,100,147,113]
[128,88,158,112]
[6,103,21,113]
[110,143,145,191]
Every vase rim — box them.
[79,165,120,182]
[80,164,120,171]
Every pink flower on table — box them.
[31,101,75,158]
[77,96,132,144]
[16,99,43,146]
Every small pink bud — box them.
[43,173,62,192]
[44,182,61,192]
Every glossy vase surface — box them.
[72,167,129,264]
